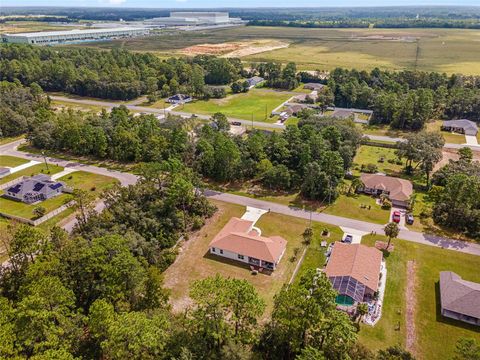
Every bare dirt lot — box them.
[180,39,289,58]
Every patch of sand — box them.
[180,39,290,58]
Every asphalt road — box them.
[2,139,479,257]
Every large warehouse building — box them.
[147,12,244,26]
[1,27,149,45]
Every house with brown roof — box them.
[439,271,480,326]
[209,217,287,271]
[359,173,413,208]
[326,243,383,303]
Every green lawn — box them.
[426,120,466,144]
[0,155,29,168]
[181,89,293,122]
[353,145,404,176]
[0,192,72,220]
[323,193,390,225]
[359,235,480,359]
[0,135,24,146]
[58,170,119,194]
[0,163,64,185]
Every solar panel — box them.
[7,184,21,194]
[33,183,45,192]
[49,183,63,190]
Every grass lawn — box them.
[163,199,333,317]
[0,135,24,146]
[0,155,29,168]
[0,163,64,185]
[51,100,108,113]
[359,235,480,359]
[58,170,119,194]
[426,120,466,144]
[0,192,72,220]
[359,124,407,138]
[181,89,293,122]
[323,193,390,225]
[353,145,404,176]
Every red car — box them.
[392,211,401,223]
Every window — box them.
[211,247,216,252]
[220,249,223,254]
[238,254,244,260]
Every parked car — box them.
[342,234,353,243]
[406,214,414,225]
[392,211,401,223]
[231,121,242,126]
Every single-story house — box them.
[292,92,317,103]
[246,76,264,89]
[441,119,478,136]
[304,82,325,91]
[167,94,192,104]
[0,167,10,178]
[439,271,480,326]
[4,174,65,204]
[326,243,383,303]
[209,217,287,271]
[359,173,413,208]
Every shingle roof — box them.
[247,76,264,86]
[325,243,383,292]
[209,217,287,263]
[360,174,413,202]
[442,119,478,136]
[440,271,480,319]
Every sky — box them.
[3,0,480,8]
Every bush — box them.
[381,198,392,210]
[387,158,395,164]
[191,216,205,230]
[361,163,378,173]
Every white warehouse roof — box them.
[5,27,147,38]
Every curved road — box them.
[1,140,479,257]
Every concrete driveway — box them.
[465,135,479,146]
[390,207,407,229]
[340,227,369,244]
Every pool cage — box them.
[329,275,367,303]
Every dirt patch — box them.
[406,260,417,355]
[180,39,289,58]
[434,149,460,172]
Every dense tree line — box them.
[0,80,49,137]
[325,68,480,129]
[0,45,244,100]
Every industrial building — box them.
[1,27,149,45]
[147,12,244,26]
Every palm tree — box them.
[349,177,363,196]
[356,303,369,323]
[384,222,400,250]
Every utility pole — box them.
[251,113,254,130]
[41,151,49,172]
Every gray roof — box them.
[4,27,146,38]
[439,271,480,319]
[6,174,64,198]
[247,76,264,86]
[304,83,325,90]
[442,119,478,136]
[332,109,354,119]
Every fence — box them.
[0,200,75,226]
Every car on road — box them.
[342,234,353,243]
[231,121,242,126]
[406,214,414,225]
[392,211,401,223]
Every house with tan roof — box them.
[359,173,413,208]
[326,243,383,303]
[439,271,480,326]
[208,217,287,271]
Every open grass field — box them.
[0,155,29,168]
[74,26,480,75]
[352,145,404,176]
[181,88,293,122]
[0,21,81,34]
[0,192,71,219]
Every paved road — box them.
[366,134,480,151]
[2,139,480,257]
[50,96,284,130]
[205,190,480,257]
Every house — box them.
[441,119,478,136]
[439,271,480,326]
[359,173,413,208]
[4,174,65,204]
[246,76,264,89]
[208,217,287,271]
[331,109,354,119]
[292,92,317,103]
[0,167,10,179]
[304,82,325,91]
[167,94,192,104]
[326,243,383,303]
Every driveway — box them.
[390,207,407,229]
[339,227,369,244]
[465,135,479,146]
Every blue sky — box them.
[4,1,480,8]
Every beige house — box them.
[359,173,413,208]
[209,217,287,271]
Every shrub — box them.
[361,163,378,173]
[381,198,392,210]
[191,216,205,230]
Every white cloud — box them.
[107,0,126,4]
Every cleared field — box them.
[181,88,293,122]
[0,155,29,168]
[0,21,80,34]
[74,26,480,75]
[353,145,404,176]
